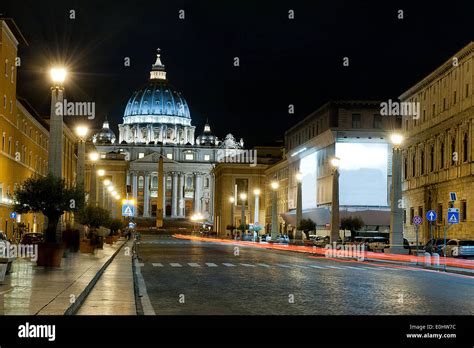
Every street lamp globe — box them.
[103,179,111,186]
[330,157,341,168]
[97,169,105,176]
[391,133,404,146]
[271,181,279,190]
[50,68,67,84]
[295,172,303,182]
[253,188,261,196]
[75,125,89,139]
[229,196,235,203]
[89,152,99,161]
[107,186,114,192]
[240,193,247,201]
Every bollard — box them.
[424,252,431,266]
[431,253,440,268]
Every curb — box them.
[64,240,127,315]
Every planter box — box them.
[80,240,95,254]
[105,236,114,245]
[37,243,64,267]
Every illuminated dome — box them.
[93,117,116,144]
[123,49,191,126]
[196,120,218,146]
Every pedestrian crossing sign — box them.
[122,202,135,217]
[447,208,459,224]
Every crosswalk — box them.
[138,262,411,272]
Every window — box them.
[422,110,426,122]
[166,153,173,160]
[8,137,11,155]
[466,84,470,98]
[410,207,414,224]
[453,91,457,105]
[443,98,446,111]
[437,204,443,223]
[461,200,467,222]
[10,66,14,83]
[351,114,361,128]
[440,142,444,169]
[138,153,145,159]
[430,146,434,172]
[185,153,194,160]
[373,114,382,129]
[412,153,416,177]
[204,154,210,161]
[3,95,6,109]
[403,209,407,224]
[418,206,423,221]
[138,176,144,189]
[152,176,158,189]
[10,100,12,113]
[403,157,408,180]
[420,149,424,174]
[451,138,456,165]
[463,133,469,162]
[4,59,7,77]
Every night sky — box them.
[2,1,474,147]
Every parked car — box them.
[424,238,446,254]
[0,231,14,274]
[275,235,289,244]
[367,237,388,252]
[314,236,330,247]
[443,239,474,258]
[20,233,44,245]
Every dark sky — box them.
[2,0,474,147]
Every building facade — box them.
[399,42,474,243]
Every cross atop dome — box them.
[150,48,167,80]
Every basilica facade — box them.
[91,50,245,223]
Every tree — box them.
[13,174,85,243]
[340,216,364,241]
[77,205,111,236]
[107,218,125,235]
[298,219,316,233]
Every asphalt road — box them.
[137,235,474,315]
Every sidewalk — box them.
[0,240,126,315]
[76,240,135,315]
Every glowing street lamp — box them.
[389,133,405,254]
[390,133,404,147]
[240,193,247,237]
[75,126,89,188]
[50,68,67,85]
[103,179,111,186]
[97,169,105,177]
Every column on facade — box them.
[132,171,138,203]
[171,172,178,217]
[178,172,185,217]
[144,172,150,217]
[162,173,166,217]
[193,172,202,214]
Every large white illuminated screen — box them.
[336,142,388,206]
[299,152,317,210]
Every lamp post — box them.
[240,193,247,239]
[253,189,260,224]
[229,196,235,237]
[389,133,405,254]
[89,152,99,206]
[48,67,67,177]
[75,126,89,188]
[330,157,340,244]
[270,180,279,241]
[295,172,303,240]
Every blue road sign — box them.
[122,202,135,217]
[9,212,17,219]
[426,210,437,222]
[449,192,457,202]
[413,216,422,225]
[447,208,459,224]
[128,222,136,229]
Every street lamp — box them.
[389,133,405,254]
[97,169,105,177]
[253,188,260,224]
[75,126,89,188]
[229,196,235,237]
[270,180,279,241]
[330,157,340,244]
[88,152,99,207]
[240,193,247,238]
[103,179,111,186]
[48,67,67,178]
[295,172,303,240]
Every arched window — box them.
[152,176,158,188]
[451,138,456,165]
[138,176,144,189]
[412,153,416,177]
[404,157,408,180]
[463,133,468,162]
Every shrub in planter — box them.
[12,174,85,267]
